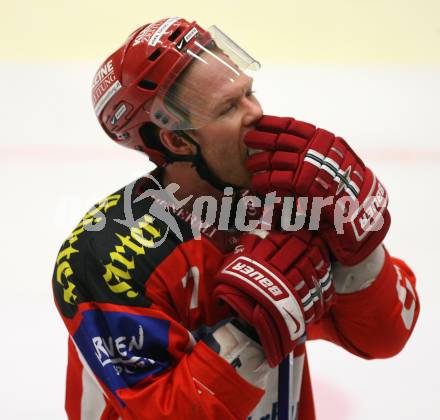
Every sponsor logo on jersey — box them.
[92,325,158,375]
[74,310,171,406]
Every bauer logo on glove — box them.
[222,256,290,300]
[214,229,334,367]
[222,255,305,338]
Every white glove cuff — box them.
[333,245,385,294]
[210,321,271,389]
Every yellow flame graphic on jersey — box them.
[55,194,121,306]
[103,215,162,298]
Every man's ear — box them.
[159,129,196,156]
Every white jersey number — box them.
[394,264,416,330]
[181,266,200,310]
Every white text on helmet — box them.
[93,60,114,88]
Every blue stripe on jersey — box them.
[73,310,171,406]
[278,356,291,420]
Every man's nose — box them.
[242,97,263,126]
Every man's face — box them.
[174,49,263,188]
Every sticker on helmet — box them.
[93,59,114,88]
[133,25,155,47]
[111,103,128,126]
[94,80,122,116]
[176,27,198,51]
[148,17,180,46]
[92,59,122,116]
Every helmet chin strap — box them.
[167,130,243,193]
[164,130,243,232]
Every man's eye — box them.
[219,103,236,116]
[218,90,255,117]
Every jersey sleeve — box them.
[308,250,420,359]
[52,193,263,419]
[64,301,262,419]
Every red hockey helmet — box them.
[92,17,260,166]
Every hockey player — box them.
[52,18,420,419]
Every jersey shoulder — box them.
[52,176,196,319]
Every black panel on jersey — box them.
[52,175,195,319]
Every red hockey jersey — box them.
[52,174,419,419]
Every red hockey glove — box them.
[244,115,391,266]
[214,229,334,367]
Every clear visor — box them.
[150,25,260,131]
